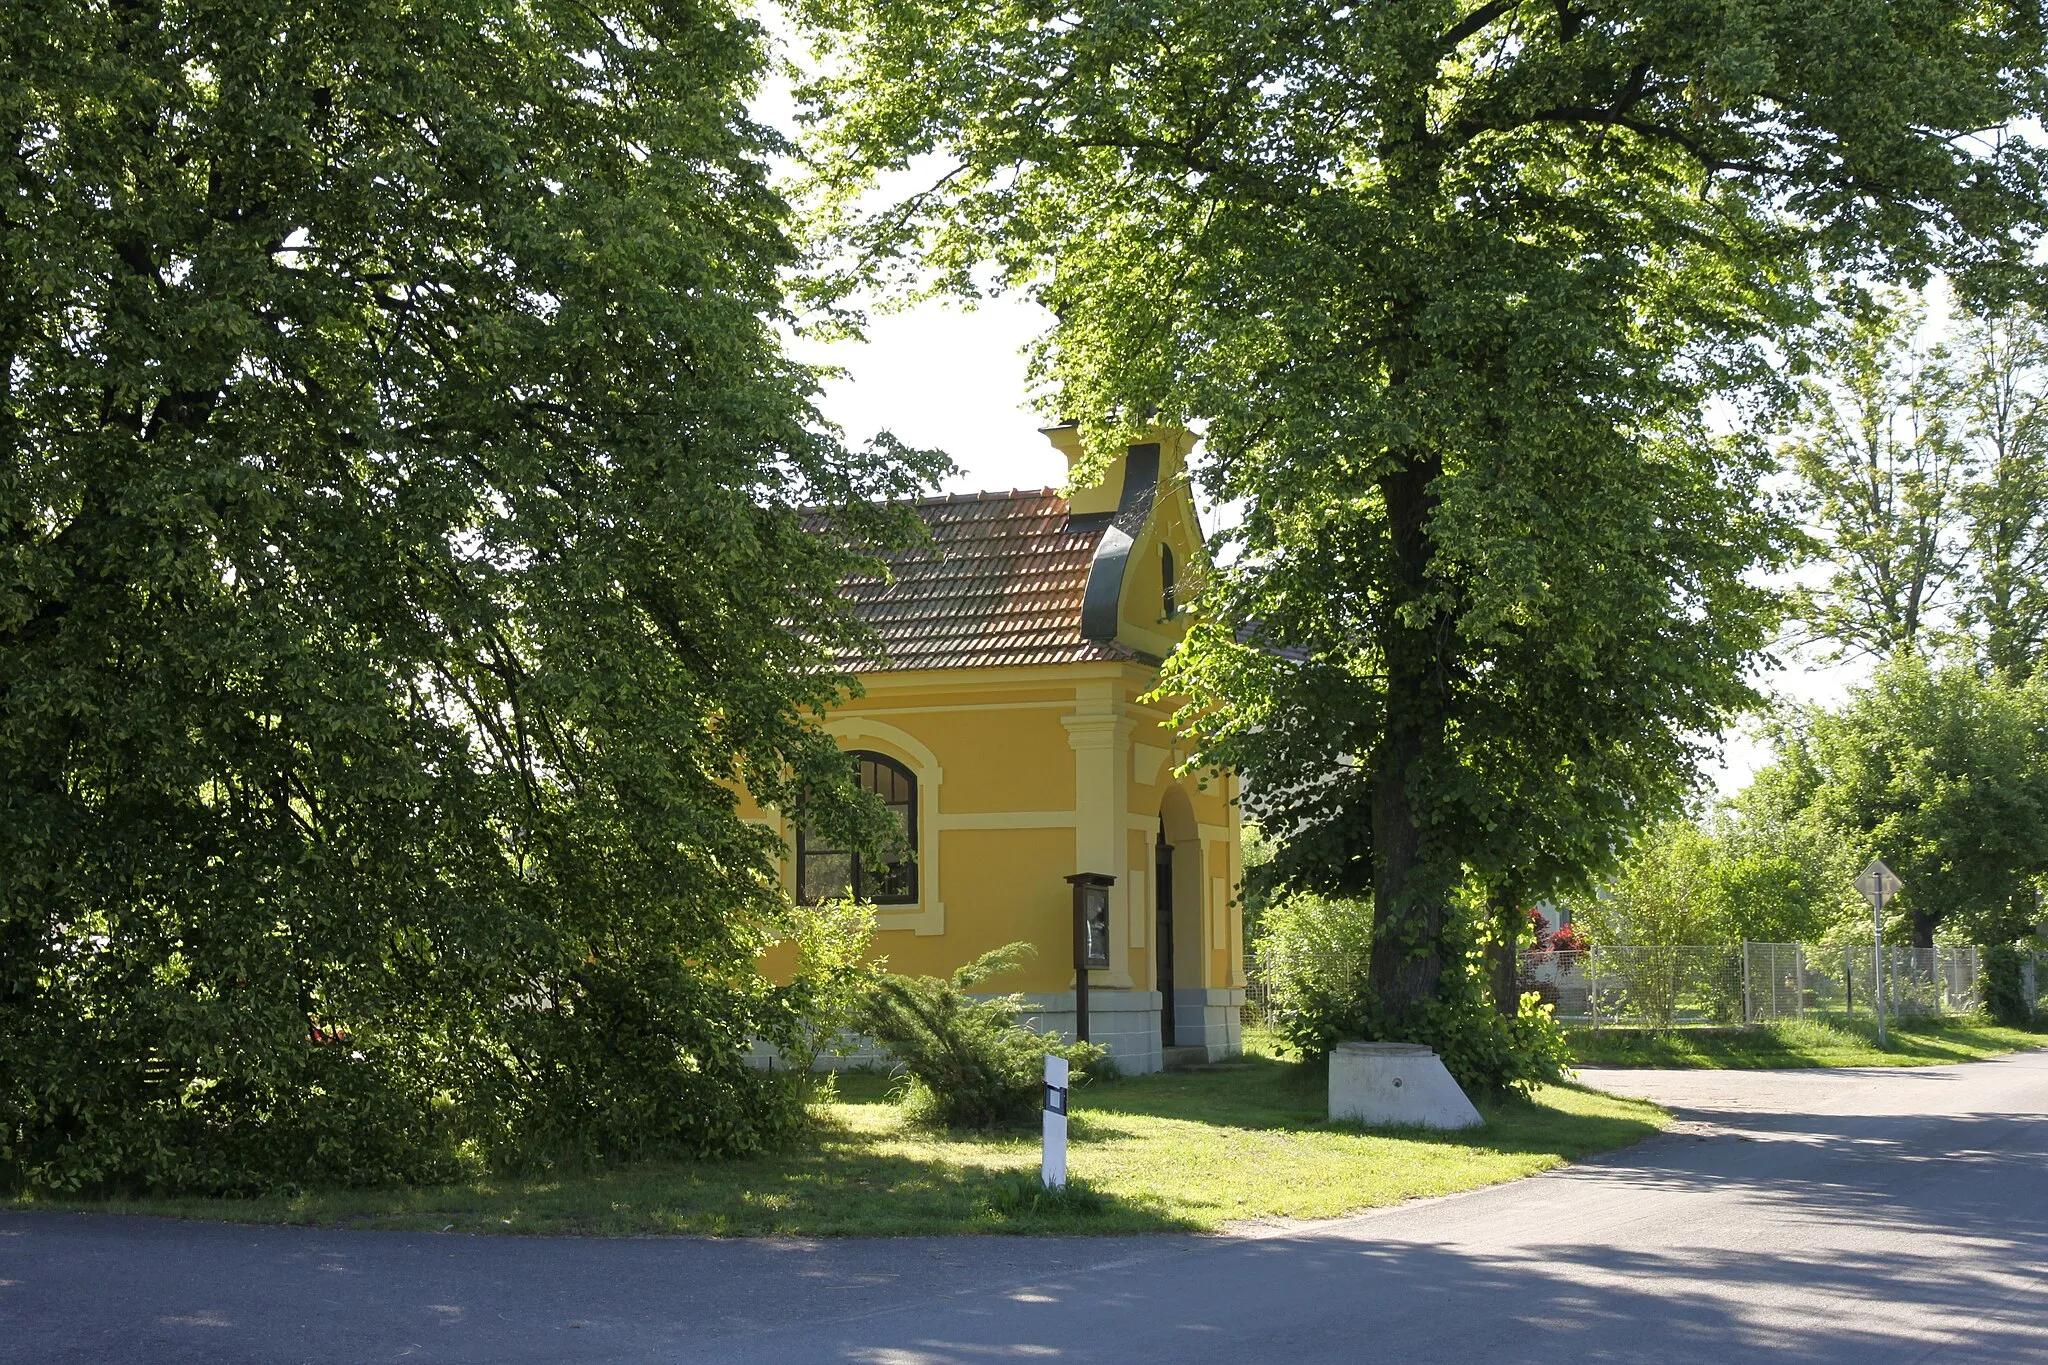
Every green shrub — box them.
[1982,944,2035,1028]
[858,944,1106,1130]
[1261,896,1570,1095]
[1276,980,1569,1096]
[775,898,883,1082]
[1253,888,1373,1054]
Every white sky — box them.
[792,297,1069,496]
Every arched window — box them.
[1161,545,1177,619]
[799,751,918,905]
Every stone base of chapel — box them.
[1018,987,1244,1075]
[744,987,1244,1077]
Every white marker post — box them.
[1854,858,1903,1047]
[1041,1053,1069,1191]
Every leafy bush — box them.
[1252,888,1373,1050]
[1262,897,1570,1095]
[1277,977,1570,1096]
[775,899,883,1081]
[1982,944,2036,1028]
[858,944,1105,1130]
[1566,811,1863,949]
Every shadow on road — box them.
[7,1067,2048,1364]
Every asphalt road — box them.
[6,1049,2047,1364]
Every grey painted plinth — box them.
[1019,989,1164,1075]
[1174,987,1245,1061]
[1328,1041,1484,1129]
[748,986,1237,1078]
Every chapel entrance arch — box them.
[1157,783,1202,1049]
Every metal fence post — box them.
[1794,944,1806,1020]
[1589,948,1600,1030]
[1742,940,1754,1024]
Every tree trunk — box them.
[1911,911,1937,951]
[1490,885,1523,1018]
[1365,452,1454,1022]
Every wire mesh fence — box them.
[1240,943,1365,1033]
[1245,941,2000,1031]
[1522,943,1982,1026]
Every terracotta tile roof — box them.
[833,489,1140,672]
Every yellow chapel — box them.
[747,425,1245,1074]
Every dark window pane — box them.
[865,757,910,806]
[864,855,917,904]
[801,849,854,904]
[837,751,919,906]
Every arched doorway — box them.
[1157,784,1202,1049]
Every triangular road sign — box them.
[1854,858,1903,907]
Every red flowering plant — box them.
[1523,908,1589,959]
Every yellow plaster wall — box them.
[877,704,1074,813]
[748,669,1243,1004]
[1119,685,1243,997]
[1116,486,1207,659]
[922,826,1075,991]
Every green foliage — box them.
[1251,886,1374,1050]
[1279,976,1571,1098]
[1784,293,1969,658]
[1587,650,2048,958]
[1409,994,1576,1100]
[1263,892,1568,1095]
[1981,944,2036,1029]
[796,0,2046,1040]
[1758,650,2048,947]
[1572,820,1725,947]
[1570,812,1858,948]
[0,0,945,1193]
[1238,822,1282,940]
[775,899,883,1082]
[1785,292,2048,680]
[858,944,1106,1131]
[1957,307,2048,682]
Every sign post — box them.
[1041,1053,1069,1190]
[1065,873,1114,1044]
[1854,859,1902,1046]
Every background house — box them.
[748,425,1244,1074]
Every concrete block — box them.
[1328,1041,1483,1130]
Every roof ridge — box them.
[912,487,1060,508]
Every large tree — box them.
[1957,305,2048,681]
[1758,652,2048,948]
[1783,294,2048,675]
[797,0,2046,1037]
[1,1,939,1191]
[1783,295,1971,658]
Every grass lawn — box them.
[1568,1014,2045,1070]
[6,1047,1666,1237]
